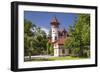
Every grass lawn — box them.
[48,56,85,60]
[25,56,88,62]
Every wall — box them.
[0,0,99,73]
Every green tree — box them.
[64,14,90,57]
[46,42,54,55]
[24,19,33,60]
[24,19,49,61]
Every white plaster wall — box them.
[51,27,58,42]
[54,43,59,48]
[54,48,59,57]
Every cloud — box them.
[41,27,49,35]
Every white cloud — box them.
[41,27,49,35]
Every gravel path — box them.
[24,55,55,59]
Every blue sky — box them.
[24,11,78,34]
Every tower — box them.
[50,17,59,57]
[51,17,59,42]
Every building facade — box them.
[49,17,69,57]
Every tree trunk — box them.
[79,39,83,57]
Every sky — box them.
[24,11,78,34]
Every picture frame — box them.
[11,1,98,72]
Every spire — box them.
[62,28,66,32]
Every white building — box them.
[48,17,69,57]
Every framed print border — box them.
[11,1,98,72]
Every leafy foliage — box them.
[24,19,48,60]
[47,42,54,55]
[64,14,90,57]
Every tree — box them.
[64,14,90,57]
[24,19,49,61]
[24,19,33,60]
[46,42,54,55]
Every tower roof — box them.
[50,17,59,25]
[62,28,66,33]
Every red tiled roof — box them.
[48,37,66,45]
[58,37,65,45]
[48,29,68,45]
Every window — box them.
[62,49,65,54]
[55,36,57,40]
